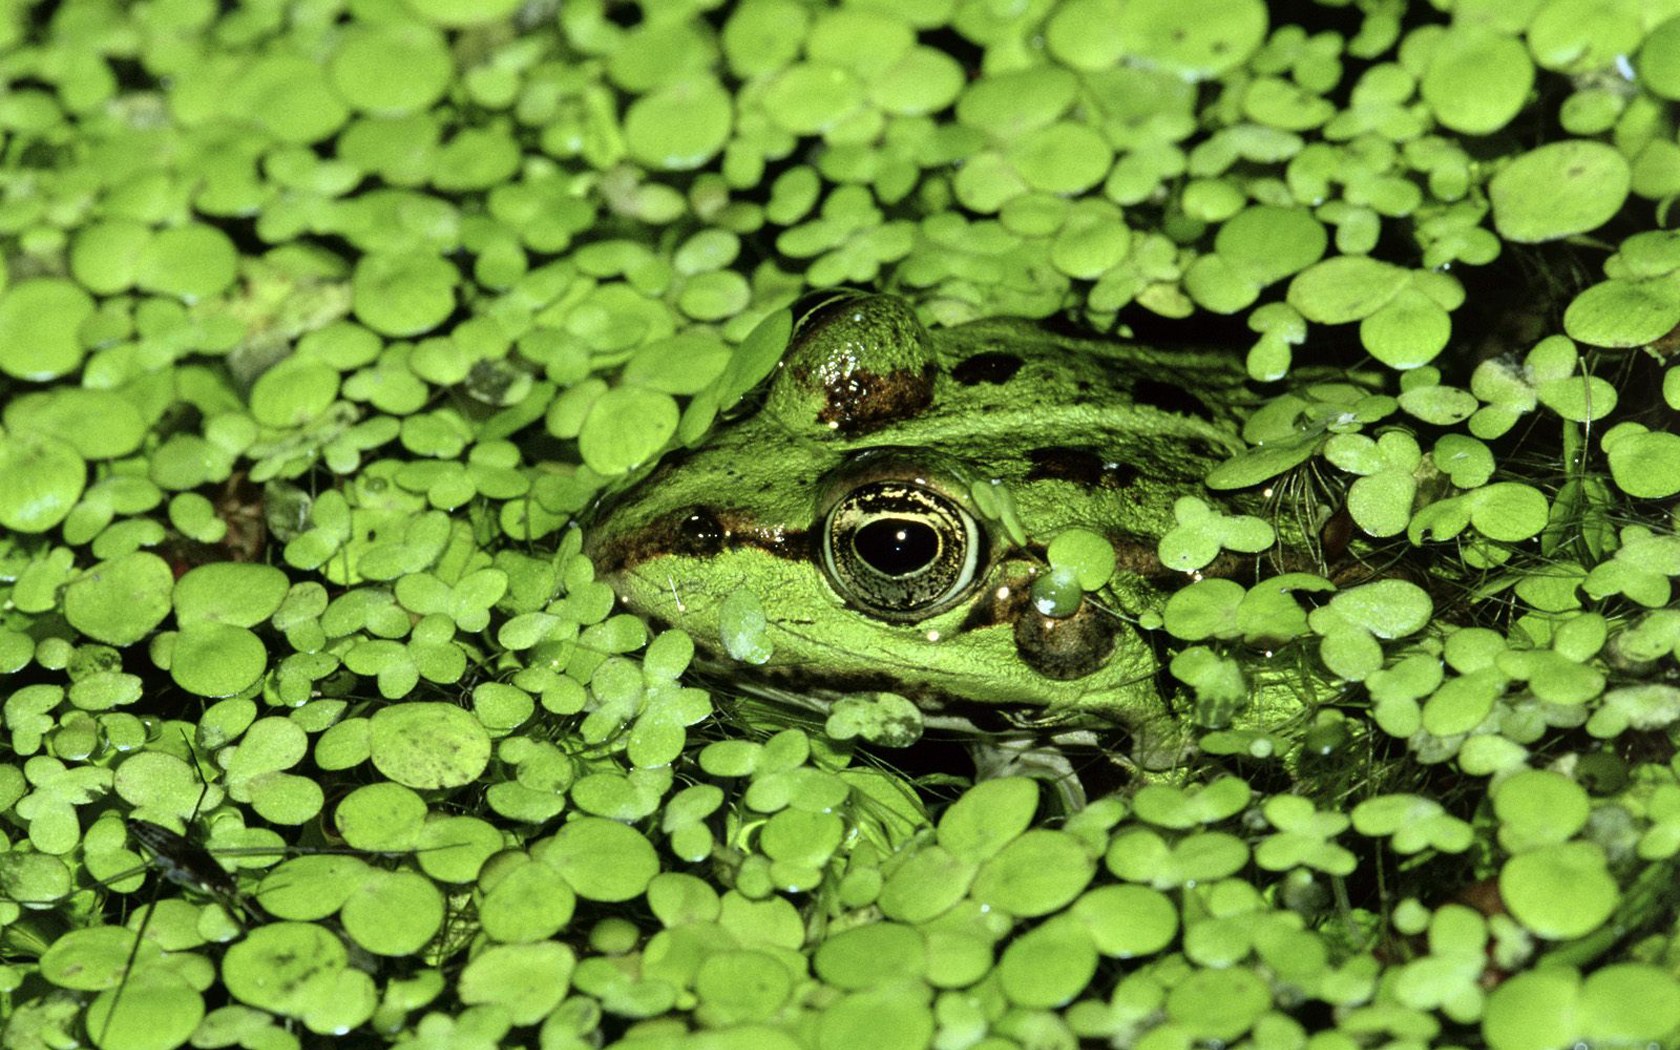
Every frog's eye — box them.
[820,480,984,621]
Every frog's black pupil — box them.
[853,518,937,577]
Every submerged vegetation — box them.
[1,1,1679,1048]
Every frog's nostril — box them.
[672,507,726,557]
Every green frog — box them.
[586,293,1317,778]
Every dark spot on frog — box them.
[1132,377,1215,421]
[589,506,807,575]
[802,361,936,435]
[1013,602,1117,680]
[950,351,1025,385]
[1026,447,1139,489]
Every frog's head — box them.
[585,294,1246,741]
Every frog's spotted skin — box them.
[586,294,1278,759]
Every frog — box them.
[585,292,1318,780]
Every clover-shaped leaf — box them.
[1396,368,1477,426]
[1389,904,1487,1022]
[1496,648,1605,706]
[1133,777,1252,830]
[395,568,509,633]
[1583,527,1680,606]
[1326,430,1421,537]
[1603,422,1680,499]
[1157,496,1275,572]
[1527,335,1618,422]
[1351,794,1474,854]
[825,692,924,748]
[1244,300,1308,379]
[1431,433,1494,488]
[1308,579,1432,680]
[1485,965,1680,1050]
[1411,481,1549,545]
[1204,433,1321,489]
[1164,578,1246,641]
[283,489,352,572]
[1587,684,1680,740]
[1467,356,1540,439]
[1106,828,1250,889]
[1637,783,1680,861]
[1256,795,1355,874]
[1169,646,1248,726]
[1234,572,1325,645]
[1608,609,1680,665]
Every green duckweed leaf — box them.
[351,251,457,337]
[1133,776,1251,829]
[1490,140,1631,243]
[1287,255,1407,325]
[1419,25,1533,135]
[1157,496,1275,571]
[174,564,290,627]
[222,922,360,1023]
[815,922,924,991]
[1256,794,1356,874]
[329,20,453,116]
[1105,828,1250,888]
[624,76,733,171]
[1112,0,1266,80]
[3,389,147,460]
[0,433,86,534]
[341,869,445,956]
[577,385,679,477]
[169,623,267,698]
[1165,965,1272,1043]
[136,223,239,300]
[457,942,575,1027]
[1493,770,1589,852]
[970,829,1096,918]
[1485,964,1680,1050]
[0,278,94,381]
[824,692,923,748]
[1500,841,1617,940]
[937,777,1037,863]
[998,916,1099,1008]
[536,817,659,902]
[1604,425,1680,499]
[64,552,174,647]
[1351,794,1474,854]
[1583,527,1680,606]
[368,702,491,790]
[87,965,204,1050]
[694,948,796,1025]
